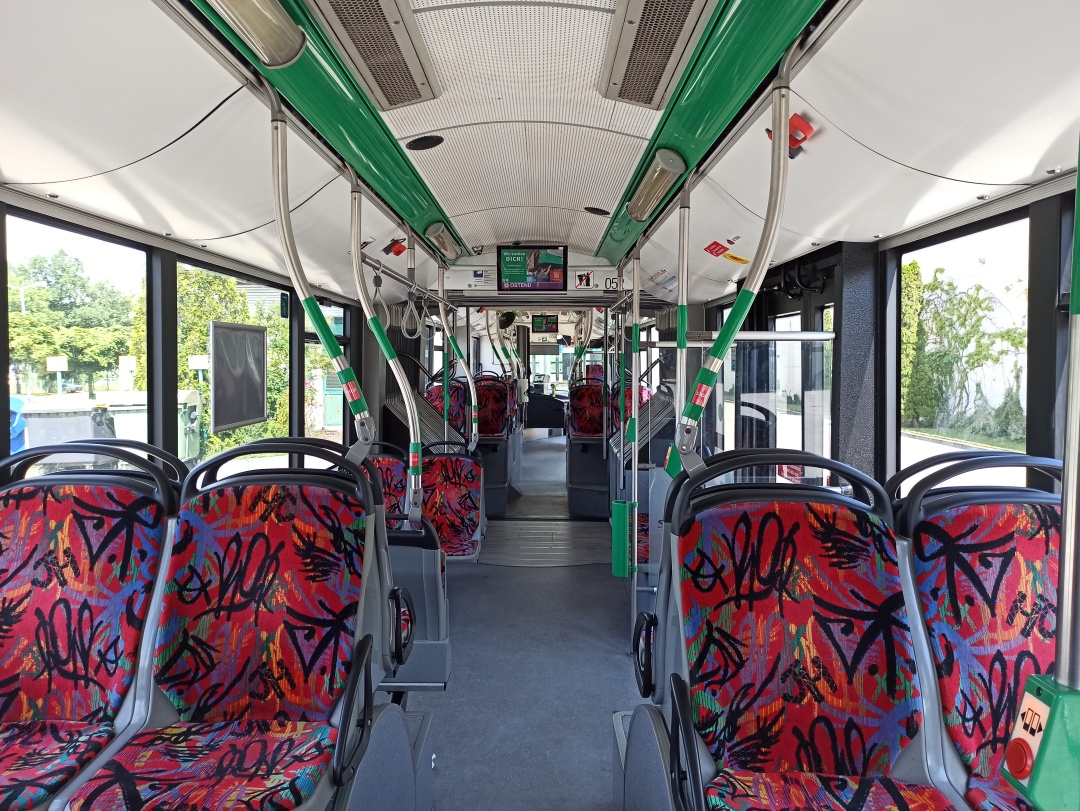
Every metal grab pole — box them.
[1056,158,1080,689]
[674,39,800,470]
[602,307,609,458]
[486,311,506,374]
[345,171,423,521]
[266,87,375,450]
[442,292,479,451]
[676,186,690,415]
[630,250,642,643]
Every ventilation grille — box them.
[599,0,717,110]
[327,0,421,105]
[617,0,696,105]
[308,0,440,110]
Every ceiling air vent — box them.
[303,0,441,110]
[598,0,720,110]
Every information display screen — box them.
[497,245,568,291]
[532,314,560,333]
[209,321,268,432]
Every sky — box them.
[6,214,146,297]
[902,217,1029,407]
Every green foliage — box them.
[8,251,133,393]
[901,262,1027,449]
[899,261,923,420]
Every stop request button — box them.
[1005,738,1034,780]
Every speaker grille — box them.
[617,0,697,106]
[327,0,422,106]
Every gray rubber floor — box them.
[500,432,574,520]
[411,540,644,810]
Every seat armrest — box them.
[634,611,658,698]
[333,634,374,787]
[390,586,415,668]
[386,515,442,550]
[669,673,706,811]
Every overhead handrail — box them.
[345,167,423,523]
[674,38,803,471]
[266,84,375,456]
[486,310,507,375]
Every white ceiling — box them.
[0,0,434,301]
[1,0,1078,309]
[383,0,660,255]
[635,0,1080,304]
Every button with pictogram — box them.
[1005,738,1034,779]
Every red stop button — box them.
[1005,738,1034,779]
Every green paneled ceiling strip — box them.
[190,0,469,259]
[596,0,826,265]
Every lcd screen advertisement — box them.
[497,245,568,291]
[532,314,559,333]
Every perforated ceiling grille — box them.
[327,0,421,106]
[617,0,696,105]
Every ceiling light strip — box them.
[595,0,830,265]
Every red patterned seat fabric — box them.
[0,721,113,811]
[609,386,650,434]
[70,720,333,811]
[706,771,957,811]
[476,379,509,437]
[425,382,467,435]
[423,456,482,557]
[912,502,1059,811]
[370,454,407,516]
[637,511,650,564]
[679,500,946,810]
[568,383,606,437]
[0,483,164,807]
[71,483,366,811]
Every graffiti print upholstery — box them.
[679,500,955,811]
[422,456,481,557]
[0,483,164,808]
[568,382,605,437]
[913,502,1059,811]
[69,483,366,810]
[476,379,509,437]
[425,382,467,435]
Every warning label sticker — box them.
[704,241,729,257]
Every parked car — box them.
[62,381,83,393]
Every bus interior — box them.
[2,1,1080,810]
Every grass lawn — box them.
[901,427,1025,453]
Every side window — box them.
[898,218,1029,489]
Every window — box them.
[305,303,345,450]
[899,218,1029,488]
[6,214,147,466]
[173,264,290,469]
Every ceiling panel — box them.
[638,0,1080,304]
[378,1,659,254]
[0,0,241,184]
[5,92,338,244]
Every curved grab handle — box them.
[183,441,368,505]
[1,444,176,514]
[903,454,1062,527]
[884,450,1015,500]
[367,441,407,459]
[68,438,189,483]
[675,449,888,525]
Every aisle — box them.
[501,432,571,520]
[410,530,643,811]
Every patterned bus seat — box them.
[609,385,651,435]
[370,453,408,517]
[476,378,510,437]
[70,479,367,811]
[911,499,1059,811]
[0,451,168,810]
[678,498,955,811]
[568,382,606,437]
[422,454,482,558]
[425,381,468,436]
